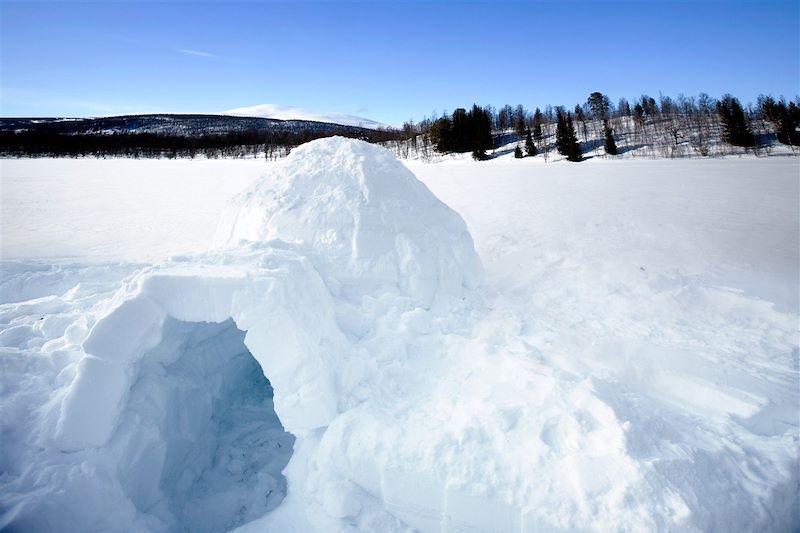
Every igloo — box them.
[37,138,484,532]
[213,136,482,307]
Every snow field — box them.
[1,142,798,531]
[0,157,262,262]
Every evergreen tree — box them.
[759,95,800,146]
[524,128,536,156]
[716,94,755,147]
[617,98,631,117]
[451,108,470,151]
[603,120,618,155]
[514,145,524,158]
[641,95,659,116]
[429,104,493,156]
[532,108,543,143]
[587,92,610,120]
[555,107,582,161]
[514,105,527,137]
[467,104,493,156]
[429,116,453,152]
[784,101,800,145]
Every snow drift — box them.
[1,139,797,532]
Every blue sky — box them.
[2,1,798,124]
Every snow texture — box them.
[1,139,798,532]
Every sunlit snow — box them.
[1,139,797,532]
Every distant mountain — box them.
[0,114,405,158]
[0,114,386,136]
[223,104,389,130]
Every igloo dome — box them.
[213,137,482,306]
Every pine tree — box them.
[468,104,493,154]
[716,94,755,147]
[603,120,618,155]
[429,116,453,152]
[524,128,536,156]
[532,108,543,143]
[760,96,800,146]
[451,108,470,152]
[588,92,611,120]
[514,145,524,158]
[555,108,582,161]
[429,104,493,156]
[514,105,527,138]
[617,98,631,117]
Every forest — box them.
[392,92,800,161]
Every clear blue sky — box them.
[2,0,798,125]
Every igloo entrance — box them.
[113,317,294,532]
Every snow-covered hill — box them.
[0,114,380,137]
[1,141,798,532]
[223,103,389,130]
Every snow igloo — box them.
[37,137,482,532]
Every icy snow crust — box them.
[1,139,798,532]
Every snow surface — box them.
[1,141,798,532]
[1,158,262,262]
[223,104,389,130]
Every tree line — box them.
[0,123,405,159]
[400,91,799,161]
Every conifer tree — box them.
[588,92,611,120]
[532,108,543,143]
[514,145,524,158]
[759,95,800,146]
[514,105,527,138]
[603,120,618,155]
[555,108,582,161]
[429,104,493,156]
[524,128,536,156]
[468,104,493,154]
[716,94,755,147]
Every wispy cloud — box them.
[177,48,217,58]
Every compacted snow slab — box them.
[1,139,798,532]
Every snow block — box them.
[55,356,133,451]
[82,296,166,365]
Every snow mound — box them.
[213,137,482,307]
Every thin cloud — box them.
[177,48,217,58]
